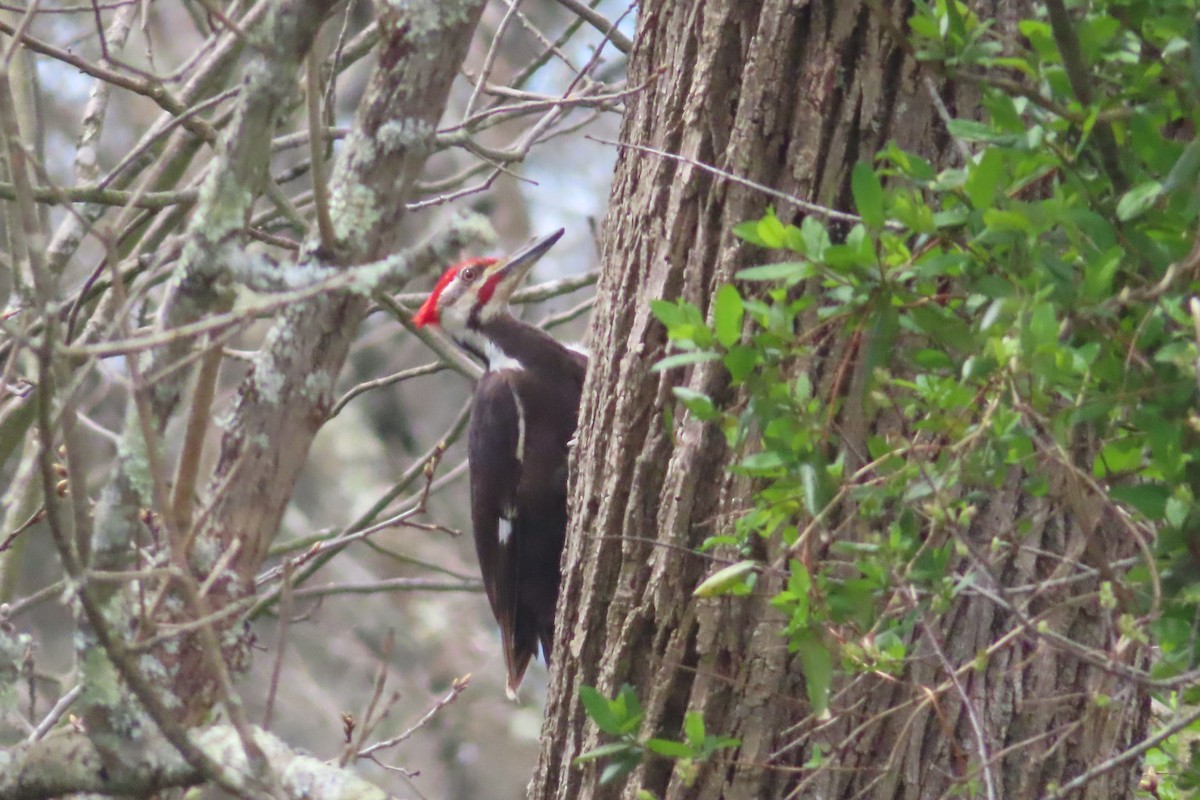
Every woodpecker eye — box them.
[460,266,478,284]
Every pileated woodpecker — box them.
[413,229,586,698]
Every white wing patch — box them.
[498,517,513,544]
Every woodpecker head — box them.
[413,229,565,334]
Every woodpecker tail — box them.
[503,634,535,701]
[503,602,557,700]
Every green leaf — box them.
[1161,139,1200,194]
[580,686,622,734]
[981,207,1030,231]
[740,451,785,472]
[944,0,966,37]
[704,736,741,756]
[683,711,706,745]
[1116,181,1162,221]
[800,217,830,260]
[1095,438,1142,476]
[912,348,954,370]
[800,461,833,514]
[1027,302,1057,347]
[782,223,807,254]
[693,560,758,598]
[733,219,769,247]
[646,738,695,758]
[1109,484,1170,520]
[723,346,758,383]
[713,285,744,348]
[756,210,787,248]
[650,299,685,329]
[909,304,972,350]
[652,351,722,372]
[862,302,900,377]
[599,752,641,784]
[965,148,1004,209]
[672,387,717,421]
[795,632,833,714]
[735,262,811,281]
[615,685,643,734]
[574,742,639,763]
[946,118,997,142]
[851,162,885,228]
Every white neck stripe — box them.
[484,340,525,373]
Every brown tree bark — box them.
[531,1,1149,798]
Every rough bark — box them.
[531,1,1149,799]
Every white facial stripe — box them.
[439,290,471,330]
[498,517,513,544]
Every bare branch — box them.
[357,675,471,759]
[0,725,390,800]
[551,0,633,54]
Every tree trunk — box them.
[531,1,1150,798]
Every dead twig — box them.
[357,675,471,759]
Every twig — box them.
[261,559,293,731]
[3,580,63,618]
[463,0,524,121]
[443,80,636,134]
[342,629,395,766]
[196,539,242,598]
[381,295,483,380]
[307,51,335,251]
[0,49,48,301]
[66,230,481,359]
[1043,0,1126,190]
[923,75,971,164]
[1041,705,1200,800]
[407,166,504,211]
[0,506,45,551]
[539,294,595,328]
[552,0,632,53]
[590,136,877,227]
[289,577,483,601]
[26,684,81,742]
[170,341,223,533]
[1,0,40,66]
[329,361,445,418]
[0,17,215,141]
[357,675,471,758]
[254,407,472,617]
[33,317,254,799]
[909,588,998,800]
[504,3,593,92]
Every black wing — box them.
[468,370,537,696]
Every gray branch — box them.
[0,724,387,800]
